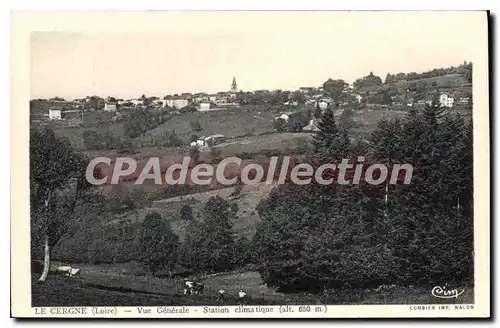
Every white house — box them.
[318,101,329,110]
[213,97,229,106]
[439,94,454,108]
[130,99,144,106]
[459,97,470,105]
[166,99,189,109]
[190,134,225,148]
[48,108,62,120]
[199,102,211,111]
[193,94,209,103]
[104,102,117,112]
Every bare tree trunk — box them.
[38,190,52,282]
[38,235,50,281]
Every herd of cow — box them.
[54,266,247,305]
[184,280,248,305]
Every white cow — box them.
[56,265,80,277]
[184,281,194,295]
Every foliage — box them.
[354,72,383,89]
[384,62,472,84]
[313,108,350,161]
[286,111,310,132]
[30,128,87,252]
[322,79,348,103]
[183,196,237,273]
[273,118,286,132]
[84,96,105,111]
[338,108,356,131]
[254,103,473,292]
[180,204,194,221]
[137,211,179,275]
[190,120,203,132]
[123,107,169,138]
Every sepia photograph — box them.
[10,10,490,318]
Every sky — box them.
[30,11,486,100]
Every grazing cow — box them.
[193,282,204,295]
[184,280,194,295]
[56,266,80,278]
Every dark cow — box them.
[184,280,204,295]
[193,282,204,295]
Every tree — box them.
[137,211,179,276]
[188,196,236,273]
[338,108,356,131]
[165,130,183,147]
[85,96,104,110]
[286,111,309,132]
[313,108,350,161]
[106,184,136,213]
[180,204,194,221]
[82,130,104,150]
[253,101,473,292]
[353,72,383,89]
[30,128,87,281]
[289,91,306,104]
[314,102,322,119]
[382,89,392,105]
[322,79,348,102]
[190,120,203,132]
[273,118,286,132]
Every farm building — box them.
[318,101,329,110]
[459,97,471,105]
[439,93,454,108]
[104,102,117,112]
[48,108,62,120]
[193,93,209,103]
[166,98,190,109]
[199,102,212,111]
[129,99,144,106]
[190,134,226,148]
[299,87,316,94]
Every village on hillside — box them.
[31,62,472,151]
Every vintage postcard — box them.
[11,11,490,318]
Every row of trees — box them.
[384,62,473,84]
[235,90,307,106]
[123,107,171,139]
[30,125,246,277]
[137,197,249,276]
[82,130,129,150]
[253,104,473,291]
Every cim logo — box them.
[431,285,465,299]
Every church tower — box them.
[231,77,238,93]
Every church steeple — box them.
[231,77,238,93]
